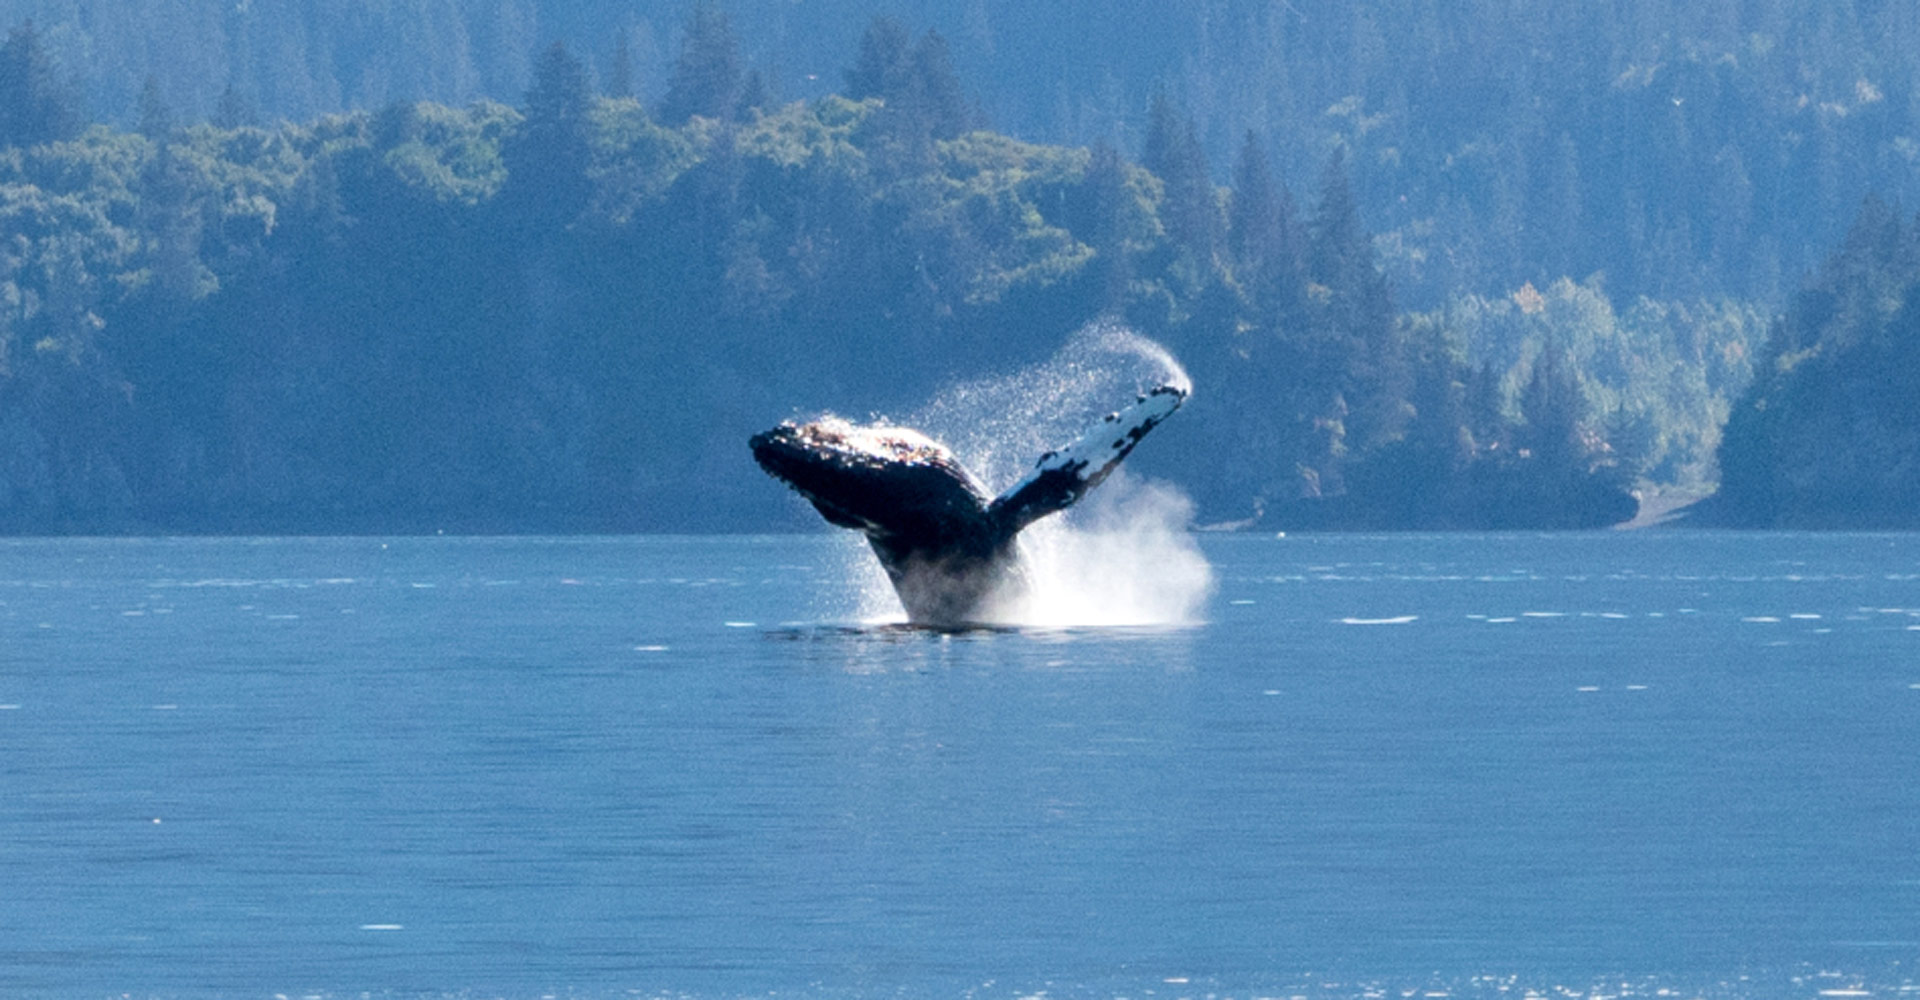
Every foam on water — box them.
[993,471,1214,627]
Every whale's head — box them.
[749,418,993,537]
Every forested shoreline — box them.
[0,7,1912,532]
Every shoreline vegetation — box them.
[0,9,1913,534]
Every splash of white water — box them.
[853,320,1214,628]
[992,470,1214,627]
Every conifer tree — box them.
[1228,131,1279,268]
[1309,147,1405,453]
[137,76,174,140]
[213,82,259,129]
[1228,130,1304,324]
[138,139,214,304]
[0,21,83,148]
[1308,148,1368,293]
[844,16,910,101]
[865,26,973,172]
[609,28,635,99]
[524,40,591,126]
[658,2,742,125]
[503,41,595,229]
[1081,139,1136,311]
[737,68,771,118]
[904,30,969,140]
[1309,148,1396,354]
[1141,90,1216,258]
[1518,349,1584,471]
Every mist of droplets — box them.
[862,319,1215,628]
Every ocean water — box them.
[2,532,1917,999]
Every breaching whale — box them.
[750,385,1186,626]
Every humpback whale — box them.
[750,386,1186,626]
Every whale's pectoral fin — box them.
[987,385,1186,536]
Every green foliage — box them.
[3,0,1918,316]
[0,82,1139,528]
[0,12,1820,533]
[378,101,516,205]
[589,99,699,223]
[1415,279,1764,491]
[1715,199,1920,526]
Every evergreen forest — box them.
[0,1,1914,532]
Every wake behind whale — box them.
[751,323,1212,628]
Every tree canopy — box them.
[0,7,1907,532]
[1711,197,1920,527]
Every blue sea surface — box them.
[2,532,1918,998]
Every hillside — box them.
[0,26,1715,532]
[3,8,1907,532]
[4,0,1918,306]
[1710,198,1920,528]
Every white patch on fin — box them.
[1003,386,1186,496]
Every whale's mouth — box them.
[747,424,820,481]
[749,425,880,532]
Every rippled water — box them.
[2,533,1917,998]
